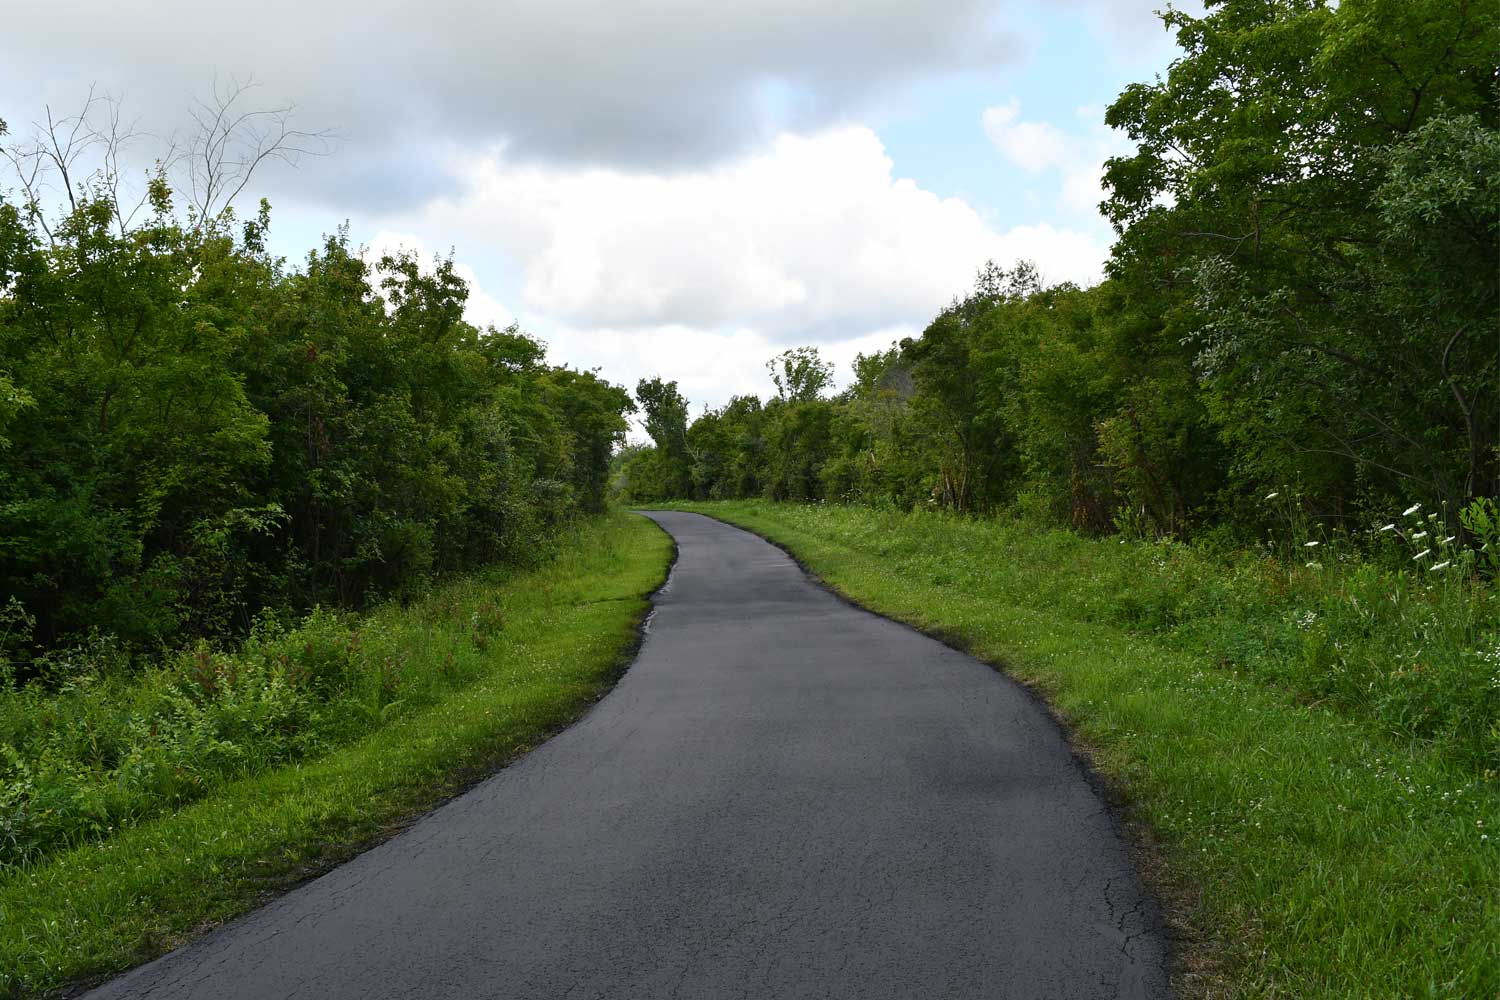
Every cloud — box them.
[980,100,1071,173]
[360,126,1107,416]
[401,126,1107,345]
[0,4,1147,415]
[1052,0,1197,48]
[1,0,1019,209]
[982,97,1133,220]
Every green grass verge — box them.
[0,510,672,997]
[664,501,1498,999]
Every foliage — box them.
[0,511,672,995]
[627,376,692,500]
[1104,0,1499,518]
[766,346,833,402]
[0,513,665,871]
[0,180,633,663]
[620,0,1497,548]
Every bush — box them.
[0,560,553,868]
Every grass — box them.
[0,510,673,997]
[663,500,1498,999]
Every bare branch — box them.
[182,77,337,227]
[1,81,337,240]
[41,84,105,216]
[0,140,55,243]
[93,94,154,235]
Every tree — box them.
[181,79,336,226]
[544,368,635,513]
[766,347,834,402]
[1102,0,1499,518]
[1,83,334,242]
[0,114,630,661]
[634,377,693,498]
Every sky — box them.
[1,1,1192,424]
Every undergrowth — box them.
[0,510,672,995]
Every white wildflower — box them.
[1412,549,1431,561]
[1412,531,1428,540]
[1265,491,1279,500]
[1304,540,1320,548]
[1402,503,1421,516]
[1430,560,1451,570]
[1379,523,1396,532]
[1442,535,1455,544]
[1304,561,1322,570]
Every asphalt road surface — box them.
[86,510,1170,1000]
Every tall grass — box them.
[694,499,1499,770]
[669,500,1499,998]
[0,511,672,995]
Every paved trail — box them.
[87,511,1170,1000]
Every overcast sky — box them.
[2,0,1190,421]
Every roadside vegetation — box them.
[671,499,1497,998]
[617,0,1497,540]
[1,92,636,668]
[0,511,672,995]
[0,82,665,996]
[1,0,1494,995]
[621,2,1498,995]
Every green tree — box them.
[1103,0,1499,518]
[0,154,633,663]
[766,347,834,402]
[544,368,636,513]
[634,377,693,499]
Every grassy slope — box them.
[0,511,672,997]
[668,501,1497,999]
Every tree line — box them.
[0,106,633,669]
[617,0,1499,541]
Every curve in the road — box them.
[85,510,1171,1000]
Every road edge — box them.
[46,513,680,999]
[662,506,1188,995]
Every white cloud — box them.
[367,126,1108,413]
[982,97,1133,220]
[0,0,1018,208]
[0,1,1184,421]
[409,127,1107,340]
[980,100,1071,173]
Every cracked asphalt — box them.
[84,511,1170,1000]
